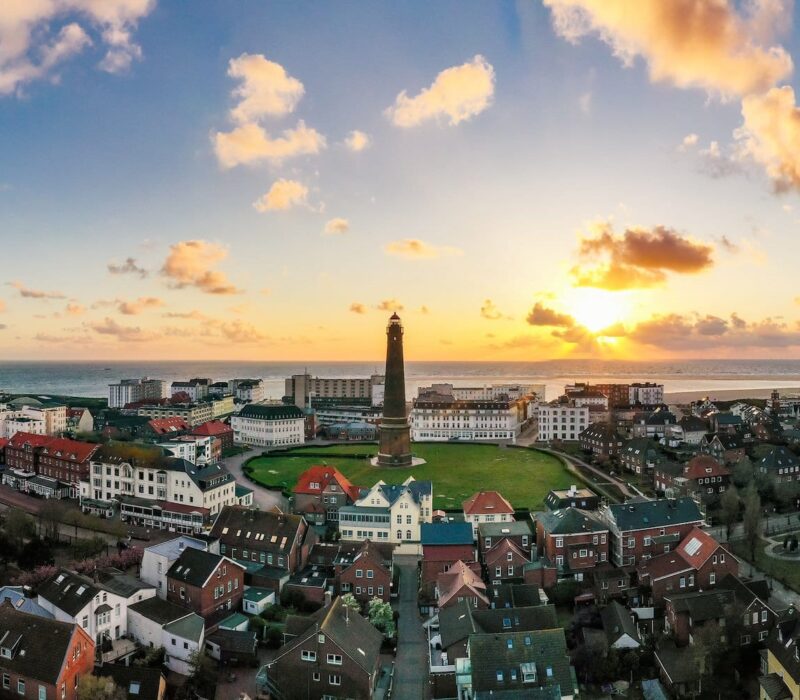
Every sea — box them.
[3,359,800,401]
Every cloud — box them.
[578,90,592,114]
[738,86,800,192]
[9,281,66,299]
[375,299,404,312]
[117,296,164,315]
[349,302,367,314]
[162,309,208,321]
[213,120,326,169]
[161,240,241,295]
[526,302,576,327]
[571,222,714,290]
[344,130,371,152]
[65,303,85,316]
[0,0,155,95]
[384,238,463,259]
[107,257,148,278]
[543,0,793,99]
[679,133,699,150]
[419,305,430,315]
[226,54,304,123]
[385,54,495,127]
[218,320,266,343]
[480,299,511,321]
[324,218,349,235]
[0,300,5,312]
[253,179,309,212]
[88,317,158,342]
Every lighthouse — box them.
[376,313,413,467]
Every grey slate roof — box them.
[0,586,54,619]
[167,548,226,588]
[96,665,165,700]
[492,584,543,609]
[238,404,303,420]
[601,601,640,646]
[207,628,257,654]
[164,613,205,642]
[479,521,534,538]
[607,497,703,531]
[759,446,800,472]
[535,507,607,535]
[128,596,194,626]
[37,569,98,617]
[439,600,559,649]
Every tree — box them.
[742,483,762,561]
[175,649,217,700]
[3,509,33,551]
[78,675,127,700]
[17,537,52,570]
[732,456,755,489]
[340,593,360,614]
[367,597,396,638]
[38,500,65,542]
[719,486,740,541]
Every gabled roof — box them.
[492,584,543,609]
[716,573,773,611]
[478,521,534,539]
[6,432,54,450]
[167,548,240,588]
[421,522,474,546]
[293,465,360,502]
[601,601,640,646]
[191,420,233,437]
[0,602,85,685]
[96,665,165,700]
[759,446,800,472]
[437,561,488,608]
[207,628,257,654]
[210,506,306,554]
[484,538,530,565]
[38,437,99,463]
[37,569,98,617]
[536,507,607,536]
[128,597,196,626]
[463,491,514,516]
[147,417,190,435]
[682,456,730,480]
[675,526,728,568]
[655,642,700,685]
[678,415,708,432]
[663,589,732,622]
[0,586,53,618]
[607,497,704,532]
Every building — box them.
[95,666,166,700]
[629,383,665,406]
[478,520,533,558]
[136,397,234,428]
[758,446,800,484]
[421,522,477,586]
[230,379,265,404]
[418,383,543,402]
[231,403,305,447]
[544,486,599,511]
[126,597,205,676]
[537,400,589,442]
[108,378,168,409]
[534,508,609,576]
[170,379,212,402]
[654,455,731,502]
[580,422,623,460]
[205,628,257,665]
[210,506,317,589]
[602,600,641,650]
[338,477,433,545]
[599,498,705,567]
[619,437,663,477]
[462,490,515,537]
[284,373,385,410]
[263,597,384,700]
[37,569,155,652]
[292,465,361,526]
[156,434,214,465]
[455,628,579,699]
[145,417,190,438]
[81,442,236,521]
[140,536,210,598]
[66,408,94,434]
[437,560,489,610]
[484,538,531,585]
[335,540,392,604]
[0,403,67,439]
[638,527,737,604]
[190,420,234,452]
[166,548,245,626]
[667,415,709,445]
[717,573,778,646]
[410,396,531,443]
[0,601,94,700]
[378,313,412,467]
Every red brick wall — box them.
[537,525,609,570]
[338,557,391,603]
[421,544,475,584]
[167,562,244,624]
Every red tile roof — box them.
[639,527,730,581]
[0,439,8,450]
[682,456,731,481]
[39,437,99,463]
[437,560,488,608]
[66,408,88,418]
[147,417,190,435]
[191,420,233,437]
[7,432,53,449]
[293,465,361,502]
[462,491,514,516]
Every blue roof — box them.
[144,536,208,560]
[420,522,473,546]
[0,586,54,619]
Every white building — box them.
[417,383,544,402]
[140,536,210,598]
[37,569,155,647]
[537,401,590,441]
[410,397,529,443]
[231,403,305,447]
[314,404,383,427]
[0,403,66,438]
[108,378,167,409]
[231,379,265,404]
[127,597,205,676]
[629,383,664,406]
[156,434,214,465]
[284,373,385,409]
[338,477,433,544]
[80,442,237,518]
[170,379,212,402]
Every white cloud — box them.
[213,120,326,169]
[253,179,309,212]
[161,240,241,295]
[385,54,496,127]
[344,130,371,152]
[385,238,464,259]
[679,132,699,150]
[579,90,592,114]
[323,217,349,235]
[227,53,305,123]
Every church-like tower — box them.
[377,313,412,467]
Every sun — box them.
[565,288,632,333]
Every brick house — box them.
[534,508,610,576]
[4,432,56,472]
[166,548,246,626]
[478,520,533,557]
[664,589,730,647]
[0,601,95,700]
[599,497,705,567]
[264,596,383,700]
[700,432,746,464]
[335,540,392,604]
[618,437,663,477]
[421,522,476,585]
[637,527,737,604]
[717,574,778,646]
[484,538,531,585]
[462,491,515,537]
[758,446,800,485]
[292,465,361,526]
[190,420,234,452]
[544,487,599,511]
[436,561,489,610]
[210,506,317,591]
[654,455,731,503]
[579,422,623,460]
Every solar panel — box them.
[684,537,702,556]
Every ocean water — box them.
[3,360,800,401]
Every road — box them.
[392,560,427,700]
[221,449,289,512]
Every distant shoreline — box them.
[665,386,800,404]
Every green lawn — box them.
[729,537,800,594]
[244,442,584,511]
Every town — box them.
[0,315,795,700]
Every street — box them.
[392,559,427,700]
[221,449,289,512]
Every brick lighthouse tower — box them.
[377,313,413,467]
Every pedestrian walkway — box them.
[392,561,428,700]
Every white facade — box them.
[157,435,214,465]
[0,404,66,438]
[417,383,544,402]
[127,606,204,676]
[171,380,211,402]
[537,403,590,441]
[231,406,305,447]
[140,536,210,598]
[232,380,265,403]
[109,378,167,408]
[410,400,525,442]
[285,373,385,408]
[629,383,664,406]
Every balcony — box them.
[99,637,138,664]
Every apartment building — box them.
[0,403,67,439]
[170,379,212,401]
[410,397,531,443]
[537,401,589,441]
[231,403,305,447]
[136,396,234,427]
[108,378,168,409]
[284,373,385,409]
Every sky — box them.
[2,0,800,362]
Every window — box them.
[39,686,46,700]
[679,577,686,588]
[367,570,374,579]
[507,565,514,576]
[495,566,502,577]
[709,572,716,585]
[555,538,563,548]
[329,675,341,686]
[496,671,504,682]
[312,673,320,682]
[327,654,342,665]
[2,674,9,689]
[759,630,768,641]
[406,530,412,540]
[301,650,316,661]
[17,680,24,696]
[762,610,768,623]
[356,569,363,578]
[377,586,384,595]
